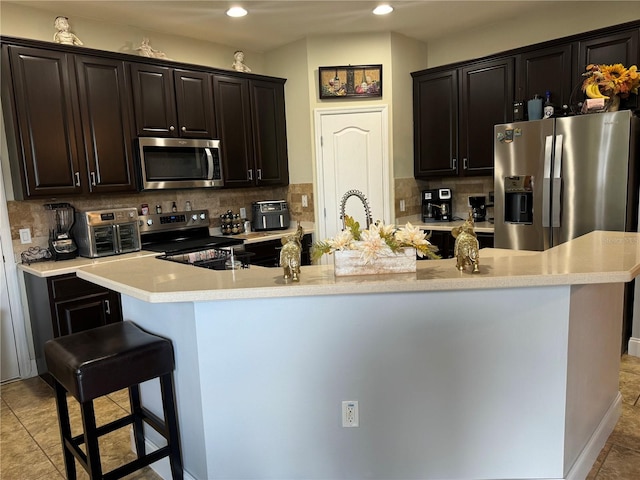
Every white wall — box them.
[427,4,640,67]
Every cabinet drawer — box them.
[49,274,106,300]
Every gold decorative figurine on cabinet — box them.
[451,213,480,273]
[280,223,304,282]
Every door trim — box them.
[313,105,391,249]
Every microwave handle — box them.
[205,148,215,180]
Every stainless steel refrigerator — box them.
[494,110,640,353]
[494,110,639,251]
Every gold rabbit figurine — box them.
[280,223,304,281]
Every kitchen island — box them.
[76,231,640,480]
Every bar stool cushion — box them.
[45,321,174,403]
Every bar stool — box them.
[44,321,183,480]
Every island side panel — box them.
[564,282,624,475]
[185,287,572,480]
[121,297,206,480]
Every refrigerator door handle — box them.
[552,134,563,228]
[542,135,553,228]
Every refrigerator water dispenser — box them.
[504,176,533,224]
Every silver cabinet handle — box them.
[181,126,186,132]
[248,169,253,181]
[257,169,262,180]
[105,299,111,315]
[74,172,80,186]
[169,125,175,131]
[463,158,468,170]
[452,158,457,170]
[90,172,97,186]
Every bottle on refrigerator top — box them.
[543,91,554,118]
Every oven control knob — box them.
[199,213,206,220]
[192,214,198,221]
[146,219,153,226]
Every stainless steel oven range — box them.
[139,209,249,270]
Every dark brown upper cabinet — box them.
[213,75,289,188]
[413,69,458,177]
[129,63,215,138]
[578,29,639,70]
[459,57,514,176]
[1,44,136,198]
[74,55,136,193]
[516,44,574,114]
[413,57,513,179]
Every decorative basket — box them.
[333,247,417,276]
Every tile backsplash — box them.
[7,183,314,261]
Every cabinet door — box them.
[75,55,136,193]
[130,63,178,137]
[174,69,215,138]
[518,44,574,114]
[4,45,83,197]
[250,79,289,186]
[459,57,514,176]
[578,29,639,69]
[53,291,121,337]
[413,69,458,178]
[213,75,254,187]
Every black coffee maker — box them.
[469,196,487,222]
[422,188,453,222]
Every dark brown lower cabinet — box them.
[244,234,313,268]
[424,230,494,259]
[24,272,122,384]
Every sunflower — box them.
[582,63,640,98]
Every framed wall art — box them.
[319,64,382,99]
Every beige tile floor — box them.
[1,355,640,480]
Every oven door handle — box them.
[113,224,122,253]
[205,148,215,180]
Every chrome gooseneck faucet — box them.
[339,189,373,230]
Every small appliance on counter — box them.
[469,196,487,222]
[422,188,453,222]
[252,200,290,231]
[44,203,78,261]
[73,207,141,258]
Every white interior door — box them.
[314,106,390,251]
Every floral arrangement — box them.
[312,216,440,264]
[582,63,640,99]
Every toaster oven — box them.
[73,208,141,258]
[251,201,290,231]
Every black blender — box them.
[45,203,78,260]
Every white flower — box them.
[357,229,392,263]
[327,230,353,251]
[395,222,430,257]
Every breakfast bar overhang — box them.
[76,231,640,480]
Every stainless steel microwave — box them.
[136,138,223,190]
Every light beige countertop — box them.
[18,250,160,278]
[395,215,494,233]
[75,231,640,303]
[214,222,315,244]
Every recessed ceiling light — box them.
[373,5,394,15]
[227,6,248,17]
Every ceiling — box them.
[6,0,559,53]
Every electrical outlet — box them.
[399,199,406,212]
[19,228,32,244]
[302,195,308,208]
[239,207,247,219]
[342,400,359,427]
